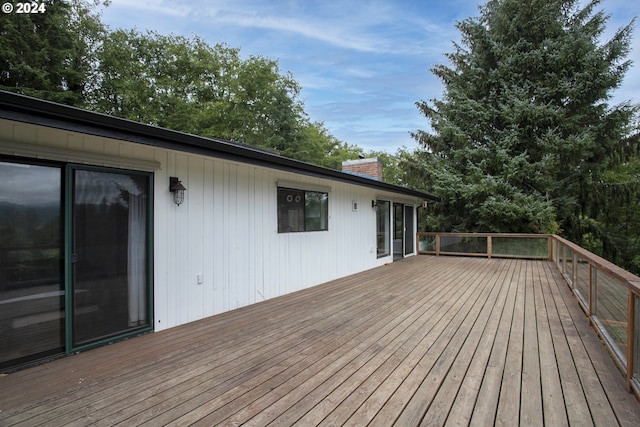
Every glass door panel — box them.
[393,203,404,259]
[0,161,64,369]
[71,168,150,347]
[404,206,414,256]
[376,200,391,258]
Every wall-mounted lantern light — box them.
[372,200,378,210]
[169,177,186,206]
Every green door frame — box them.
[64,164,154,354]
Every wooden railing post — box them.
[435,234,440,256]
[587,262,597,321]
[627,286,635,392]
[487,235,492,259]
[572,250,577,289]
[592,266,598,319]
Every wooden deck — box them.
[1,256,639,426]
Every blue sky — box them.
[100,0,639,153]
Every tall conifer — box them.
[408,0,636,237]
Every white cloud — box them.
[107,0,192,17]
[210,12,385,53]
[99,0,640,153]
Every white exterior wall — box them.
[0,119,417,332]
[154,151,396,330]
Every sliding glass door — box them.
[392,203,415,260]
[376,200,391,258]
[393,203,404,259]
[71,168,151,348]
[0,160,152,370]
[0,160,64,369]
[404,205,414,256]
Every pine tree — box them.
[408,0,636,236]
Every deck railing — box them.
[417,232,640,398]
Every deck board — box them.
[1,256,639,426]
[444,258,519,427]
[520,257,543,426]
[534,260,568,427]
[496,259,525,426]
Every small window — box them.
[278,187,328,233]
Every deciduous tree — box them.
[88,30,311,159]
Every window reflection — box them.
[376,200,391,258]
[277,187,329,233]
[0,161,64,369]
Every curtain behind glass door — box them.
[72,169,150,347]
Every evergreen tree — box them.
[0,0,106,105]
[407,0,636,236]
[585,131,640,272]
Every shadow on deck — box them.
[1,256,639,426]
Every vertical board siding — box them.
[233,164,249,309]
[187,156,205,323]
[223,162,235,312]
[211,162,223,315]
[1,121,406,334]
[153,149,169,332]
[202,159,216,319]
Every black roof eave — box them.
[0,91,440,201]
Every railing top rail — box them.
[551,235,640,290]
[417,232,640,293]
[417,232,551,239]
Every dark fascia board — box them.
[0,91,440,201]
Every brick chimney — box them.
[341,157,383,181]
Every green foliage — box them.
[0,0,107,105]
[299,122,364,168]
[1,0,78,104]
[582,132,640,272]
[85,28,351,164]
[409,0,637,240]
[1,2,353,168]
[364,150,404,185]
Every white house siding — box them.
[154,150,397,331]
[0,119,410,334]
